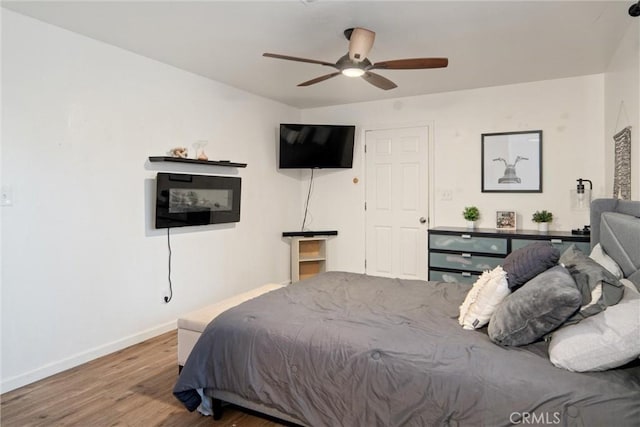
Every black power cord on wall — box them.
[165,227,173,303]
[301,168,315,231]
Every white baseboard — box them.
[1,320,177,393]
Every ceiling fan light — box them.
[342,67,365,77]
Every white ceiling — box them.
[2,1,636,109]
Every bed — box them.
[174,199,640,426]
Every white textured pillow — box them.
[459,266,510,330]
[548,285,640,372]
[621,278,640,299]
[589,243,624,279]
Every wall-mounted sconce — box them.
[571,178,593,210]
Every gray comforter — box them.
[174,271,640,426]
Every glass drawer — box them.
[429,233,507,255]
[429,252,503,273]
[511,239,591,255]
[429,270,479,285]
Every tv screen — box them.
[279,124,355,169]
[155,173,241,229]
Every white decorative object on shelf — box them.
[193,140,209,161]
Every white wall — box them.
[3,8,636,394]
[1,11,301,391]
[302,75,606,273]
[604,18,640,200]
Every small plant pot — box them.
[537,222,549,232]
[466,220,475,229]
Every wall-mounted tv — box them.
[155,173,241,229]
[279,123,355,169]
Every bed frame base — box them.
[208,390,304,426]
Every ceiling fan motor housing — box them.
[347,27,375,62]
[336,54,371,72]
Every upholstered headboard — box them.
[590,199,640,286]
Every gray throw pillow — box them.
[502,242,560,290]
[559,244,625,325]
[488,266,581,346]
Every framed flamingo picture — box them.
[481,130,542,193]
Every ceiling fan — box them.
[263,27,448,90]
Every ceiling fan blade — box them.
[298,72,342,87]
[370,58,449,70]
[263,53,336,68]
[362,72,397,90]
[348,27,375,63]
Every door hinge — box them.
[364,259,367,269]
[364,201,367,211]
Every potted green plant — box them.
[463,206,480,229]
[532,210,553,232]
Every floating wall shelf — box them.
[148,156,247,168]
[282,230,338,237]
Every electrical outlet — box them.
[1,185,13,206]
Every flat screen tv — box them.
[279,123,355,169]
[155,173,241,229]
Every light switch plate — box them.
[440,189,453,201]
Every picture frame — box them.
[496,210,517,230]
[481,130,542,193]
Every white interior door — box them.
[365,126,429,279]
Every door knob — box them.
[419,217,427,224]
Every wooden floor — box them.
[0,330,285,427]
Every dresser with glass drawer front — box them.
[428,227,591,284]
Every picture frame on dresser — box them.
[481,130,542,193]
[496,210,517,230]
